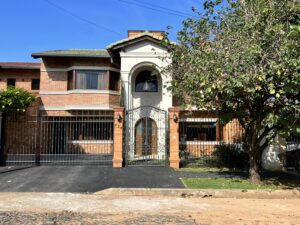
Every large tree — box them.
[163,0,299,183]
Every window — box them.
[7,78,16,87]
[75,70,108,90]
[135,70,158,92]
[70,121,113,141]
[31,79,40,90]
[109,71,120,91]
[180,122,217,141]
[67,71,74,90]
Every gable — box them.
[124,41,167,54]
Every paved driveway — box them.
[0,166,184,192]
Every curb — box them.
[95,188,300,199]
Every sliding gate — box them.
[1,111,114,166]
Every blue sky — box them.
[0,0,203,62]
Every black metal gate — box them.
[125,106,169,166]
[1,110,114,166]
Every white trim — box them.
[68,140,113,144]
[120,52,168,57]
[39,105,113,111]
[181,141,220,145]
[40,90,120,95]
[41,66,120,72]
[179,118,218,122]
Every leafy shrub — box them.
[213,143,249,170]
[0,87,36,113]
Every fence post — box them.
[113,107,124,168]
[169,107,180,168]
[0,112,4,166]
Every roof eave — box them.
[107,35,163,51]
[31,53,111,59]
[0,66,40,70]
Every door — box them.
[135,117,157,157]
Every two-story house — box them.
[0,30,285,170]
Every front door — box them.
[135,117,157,157]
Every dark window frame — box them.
[31,78,40,90]
[180,122,217,141]
[7,78,16,87]
[135,70,158,92]
[67,69,120,91]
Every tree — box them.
[0,87,36,114]
[163,0,300,183]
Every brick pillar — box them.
[113,107,124,168]
[169,107,180,168]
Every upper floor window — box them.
[7,78,16,87]
[135,70,158,92]
[75,70,108,90]
[31,79,40,90]
[68,70,120,91]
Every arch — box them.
[129,61,162,82]
[134,117,158,156]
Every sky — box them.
[0,0,203,62]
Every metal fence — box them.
[179,114,300,171]
[285,132,300,171]
[179,115,245,167]
[1,110,114,166]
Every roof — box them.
[107,31,164,50]
[31,49,110,59]
[0,62,40,69]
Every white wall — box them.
[119,40,172,159]
[120,41,172,111]
[262,136,285,171]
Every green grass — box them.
[181,178,282,190]
[176,167,241,173]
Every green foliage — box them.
[181,178,282,189]
[213,144,249,169]
[163,0,300,180]
[0,87,36,113]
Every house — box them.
[0,30,287,169]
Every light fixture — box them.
[117,113,122,122]
[142,80,151,91]
[173,113,178,122]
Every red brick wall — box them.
[0,69,40,93]
[66,142,113,154]
[40,57,121,109]
[40,93,120,108]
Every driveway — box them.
[0,166,184,192]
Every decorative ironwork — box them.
[125,106,168,166]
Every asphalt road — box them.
[0,166,184,192]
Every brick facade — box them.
[0,68,40,93]
[113,107,124,167]
[169,107,180,168]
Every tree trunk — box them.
[249,150,261,184]
[246,125,262,184]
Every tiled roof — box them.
[107,31,164,49]
[0,62,40,69]
[31,49,110,58]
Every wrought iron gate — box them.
[125,106,169,166]
[1,111,114,166]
